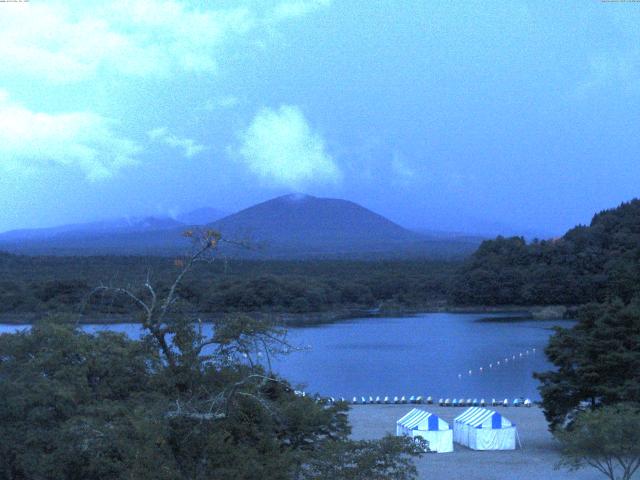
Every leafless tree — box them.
[86,229,299,420]
[89,229,224,368]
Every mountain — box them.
[0,206,228,247]
[0,215,185,256]
[0,216,184,242]
[212,193,416,246]
[0,195,482,258]
[176,207,228,225]
[207,194,481,258]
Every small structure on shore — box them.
[396,408,453,453]
[453,407,518,450]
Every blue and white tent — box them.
[453,407,517,450]
[396,408,453,453]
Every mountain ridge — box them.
[0,194,482,259]
[209,194,420,246]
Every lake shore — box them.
[348,404,600,480]
[0,304,573,327]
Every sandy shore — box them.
[348,405,602,480]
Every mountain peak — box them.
[210,194,419,254]
[277,193,315,202]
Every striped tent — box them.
[453,407,517,450]
[396,408,453,453]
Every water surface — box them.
[0,312,568,400]
[270,313,567,400]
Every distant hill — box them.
[212,194,414,249]
[451,198,640,305]
[208,194,481,259]
[0,195,482,259]
[0,216,184,242]
[0,215,185,256]
[0,206,229,249]
[176,207,228,225]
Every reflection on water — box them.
[271,313,571,400]
[0,312,571,400]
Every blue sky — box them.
[1,0,639,236]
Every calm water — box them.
[0,313,568,400]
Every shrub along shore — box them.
[0,304,574,327]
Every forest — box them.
[0,254,457,320]
[450,199,640,306]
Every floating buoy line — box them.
[457,348,537,379]
[293,391,534,408]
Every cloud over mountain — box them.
[236,105,342,188]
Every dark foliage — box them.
[534,299,640,430]
[0,255,457,317]
[0,318,421,479]
[555,403,640,480]
[451,199,640,305]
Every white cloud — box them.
[0,0,331,83]
[0,91,140,181]
[237,105,341,187]
[391,152,415,185]
[148,127,207,158]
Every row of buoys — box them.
[339,396,533,407]
[348,395,435,405]
[458,348,537,379]
[439,398,486,407]
[437,398,533,407]
[298,394,533,408]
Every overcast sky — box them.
[1,0,639,237]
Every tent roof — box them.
[454,407,512,428]
[397,408,449,431]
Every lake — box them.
[0,312,568,401]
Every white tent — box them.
[453,407,517,450]
[396,408,453,453]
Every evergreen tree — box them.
[535,299,640,429]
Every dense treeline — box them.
[451,199,640,305]
[0,254,458,317]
